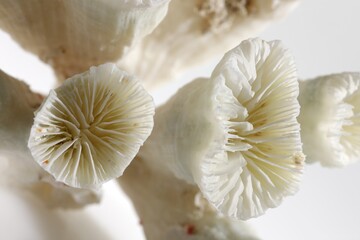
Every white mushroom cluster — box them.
[28,63,155,189]
[139,38,304,220]
[299,73,360,167]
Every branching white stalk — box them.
[119,157,260,240]
[120,0,300,90]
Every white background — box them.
[1,0,360,239]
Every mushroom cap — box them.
[299,73,360,167]
[195,38,304,220]
[28,63,155,189]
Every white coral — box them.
[28,63,155,189]
[202,38,304,220]
[120,0,300,89]
[0,0,170,80]
[0,69,100,208]
[140,38,304,220]
[298,73,360,167]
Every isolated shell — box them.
[120,0,299,90]
[140,38,304,220]
[28,63,155,189]
[298,73,360,167]
[0,0,170,80]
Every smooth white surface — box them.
[1,0,360,239]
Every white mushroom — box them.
[0,69,100,208]
[298,73,360,167]
[0,0,170,80]
[28,63,155,189]
[120,0,300,90]
[139,38,304,220]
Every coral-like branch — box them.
[0,0,170,81]
[119,157,259,240]
[120,0,300,90]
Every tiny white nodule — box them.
[28,63,155,189]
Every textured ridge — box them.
[28,63,154,188]
[199,38,303,220]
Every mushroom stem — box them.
[118,157,259,240]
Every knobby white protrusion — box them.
[0,69,100,208]
[120,0,300,90]
[298,73,360,167]
[28,63,155,189]
[0,0,170,80]
[140,38,304,220]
